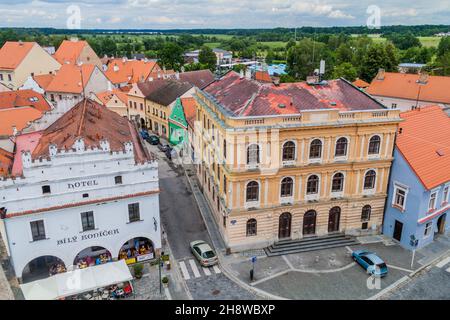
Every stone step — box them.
[275,233,348,246]
[265,239,359,257]
[267,237,358,252]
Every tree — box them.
[332,62,358,81]
[286,38,328,80]
[386,33,421,50]
[198,46,217,71]
[437,36,450,59]
[158,42,185,71]
[336,43,353,64]
[359,43,399,82]
[265,50,276,64]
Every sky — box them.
[0,0,449,29]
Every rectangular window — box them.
[128,203,140,222]
[391,103,397,109]
[223,175,227,193]
[443,186,449,204]
[115,176,123,184]
[223,139,227,159]
[8,74,12,81]
[393,185,407,210]
[0,74,3,81]
[424,222,432,237]
[429,191,438,211]
[30,220,46,241]
[81,211,95,231]
[42,185,51,194]
[140,103,143,111]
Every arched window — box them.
[309,139,322,159]
[368,135,381,155]
[246,181,259,202]
[361,205,371,221]
[247,144,260,165]
[280,177,294,197]
[246,219,257,236]
[307,175,320,194]
[332,173,344,192]
[282,141,296,161]
[364,170,376,190]
[335,137,348,157]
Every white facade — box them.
[0,137,161,280]
[371,95,449,112]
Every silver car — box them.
[190,240,218,267]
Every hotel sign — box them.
[56,229,119,246]
[68,180,99,190]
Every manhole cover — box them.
[212,290,221,296]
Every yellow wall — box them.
[145,100,169,138]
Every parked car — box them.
[146,135,160,145]
[140,130,150,140]
[190,240,218,267]
[352,250,388,277]
[158,144,171,152]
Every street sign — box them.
[410,239,419,247]
[251,256,257,263]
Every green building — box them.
[168,98,188,146]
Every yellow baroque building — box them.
[192,71,402,252]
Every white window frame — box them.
[428,189,439,212]
[330,171,346,198]
[424,222,433,238]
[280,176,295,205]
[362,168,377,195]
[334,136,349,161]
[367,134,382,160]
[246,143,261,170]
[308,138,324,164]
[245,180,261,209]
[442,184,450,205]
[29,219,48,242]
[305,173,321,201]
[392,182,409,211]
[281,140,297,166]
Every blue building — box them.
[383,106,450,250]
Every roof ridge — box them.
[77,99,89,137]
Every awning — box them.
[20,260,133,300]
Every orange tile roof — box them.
[96,89,128,105]
[367,72,450,104]
[0,90,51,112]
[181,97,197,128]
[46,64,95,94]
[53,40,89,65]
[105,59,158,85]
[31,99,152,164]
[0,107,43,136]
[353,78,370,88]
[255,70,272,83]
[396,105,450,190]
[0,41,35,70]
[0,147,13,177]
[33,74,55,91]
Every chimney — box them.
[122,56,127,63]
[12,126,17,136]
[18,40,23,46]
[418,72,429,85]
[175,72,180,80]
[239,69,244,79]
[376,68,385,81]
[245,69,252,80]
[113,64,119,72]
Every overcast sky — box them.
[0,0,449,29]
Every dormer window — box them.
[42,185,51,194]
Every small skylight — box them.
[436,149,445,157]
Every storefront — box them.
[118,237,155,265]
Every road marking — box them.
[367,275,409,300]
[282,255,295,270]
[213,265,221,274]
[387,264,413,273]
[164,287,172,300]
[202,267,212,276]
[436,257,450,268]
[345,246,354,253]
[446,267,450,273]
[189,259,201,278]
[179,261,191,280]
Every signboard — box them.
[68,180,99,190]
[230,220,237,225]
[56,229,119,246]
[125,258,136,265]
[137,253,154,262]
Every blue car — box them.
[352,250,388,277]
[140,130,150,140]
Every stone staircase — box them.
[265,233,359,257]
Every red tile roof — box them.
[179,69,215,89]
[53,40,89,65]
[204,71,384,117]
[396,105,450,190]
[11,131,42,176]
[31,99,152,164]
[105,59,159,85]
[0,41,35,70]
[33,74,55,91]
[367,72,450,104]
[46,64,96,94]
[0,90,51,112]
[255,70,272,83]
[0,147,13,177]
[353,78,370,88]
[96,89,128,105]
[0,107,43,136]
[181,97,198,128]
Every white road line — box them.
[387,264,413,273]
[179,261,191,280]
[282,255,295,270]
[202,267,212,276]
[446,267,450,273]
[189,259,201,278]
[436,257,450,268]
[213,265,221,274]
[345,246,354,253]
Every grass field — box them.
[352,34,441,47]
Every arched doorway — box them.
[278,213,292,239]
[140,118,146,130]
[22,256,66,284]
[328,207,341,233]
[118,237,155,264]
[303,210,317,236]
[73,246,112,268]
[437,214,446,235]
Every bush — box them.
[162,276,169,284]
[133,264,144,279]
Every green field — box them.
[352,34,441,47]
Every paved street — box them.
[147,142,259,300]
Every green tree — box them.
[198,46,217,71]
[360,43,399,82]
[286,38,328,80]
[437,36,450,58]
[336,43,353,64]
[332,62,358,81]
[386,33,421,50]
[158,42,185,71]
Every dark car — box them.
[146,135,160,145]
[140,130,150,140]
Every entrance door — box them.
[437,214,446,235]
[278,212,292,239]
[393,220,403,241]
[303,210,317,236]
[328,207,341,233]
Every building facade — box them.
[192,72,402,251]
[383,106,449,250]
[0,99,161,282]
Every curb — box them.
[182,164,285,300]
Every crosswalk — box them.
[436,256,450,273]
[179,259,221,280]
